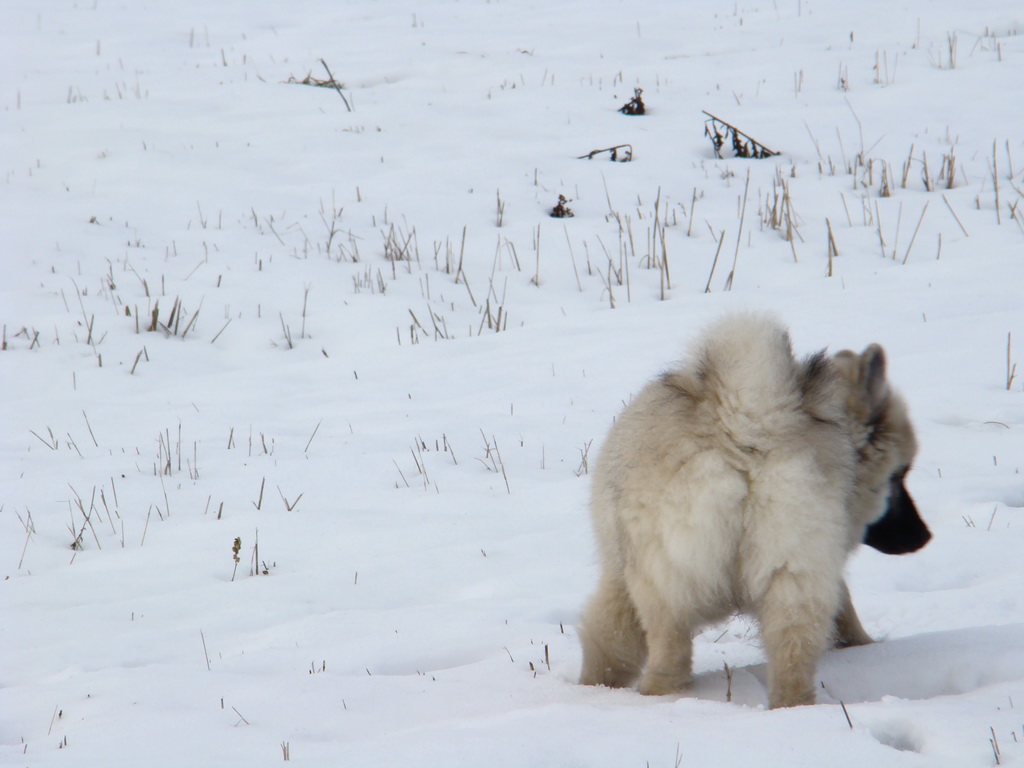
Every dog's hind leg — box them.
[756,568,838,708]
[579,575,646,688]
[636,619,693,696]
[833,579,874,648]
[744,453,848,706]
[630,579,693,696]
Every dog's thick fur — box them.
[578,313,930,708]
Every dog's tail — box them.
[689,312,840,448]
[694,312,798,399]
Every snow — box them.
[2,0,1022,765]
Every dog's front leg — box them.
[833,579,874,648]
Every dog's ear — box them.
[860,344,889,419]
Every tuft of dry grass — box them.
[550,195,574,219]
[703,111,778,159]
[618,87,645,115]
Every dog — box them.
[578,313,930,708]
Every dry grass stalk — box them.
[992,140,1002,224]
[879,163,893,197]
[574,439,593,477]
[840,701,854,729]
[229,537,242,583]
[940,148,957,189]
[564,226,583,292]
[723,170,751,290]
[874,200,887,258]
[941,194,970,237]
[253,477,265,510]
[687,187,699,237]
[292,59,352,111]
[891,201,905,259]
[279,314,293,349]
[902,201,930,264]
[901,144,914,189]
[577,144,633,162]
[304,419,323,453]
[496,189,506,226]
[1008,333,1018,391]
[826,218,839,276]
[210,318,231,344]
[278,487,302,511]
[704,229,726,293]
[30,426,59,450]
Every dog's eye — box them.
[864,426,878,448]
[866,419,888,448]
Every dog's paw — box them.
[637,671,691,696]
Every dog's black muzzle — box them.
[864,475,932,555]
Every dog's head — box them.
[833,344,931,555]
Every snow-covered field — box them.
[2,1,1023,765]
